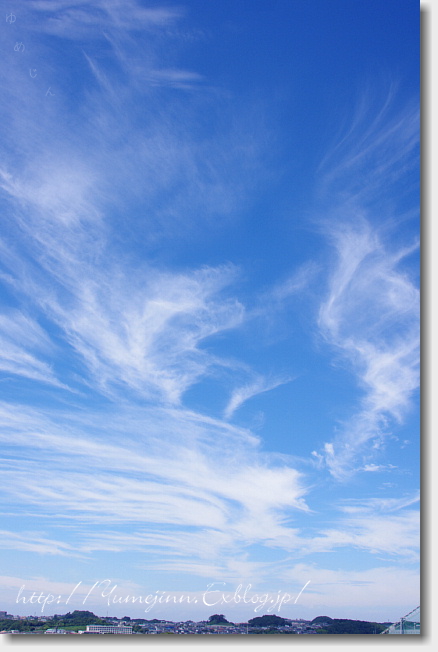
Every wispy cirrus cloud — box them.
[0,310,67,388]
[0,531,80,557]
[267,263,319,303]
[0,400,309,580]
[316,220,419,478]
[224,375,291,420]
[45,263,244,403]
[0,221,246,402]
[338,493,420,514]
[312,87,419,480]
[317,81,419,205]
[24,0,184,38]
[0,396,419,571]
[0,0,257,407]
[306,507,419,562]
[2,0,265,230]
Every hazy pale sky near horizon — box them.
[0,0,419,623]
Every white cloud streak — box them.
[0,310,67,387]
[0,401,309,571]
[317,220,419,478]
[0,397,419,571]
[24,0,184,38]
[314,89,419,479]
[224,376,291,420]
[306,510,419,562]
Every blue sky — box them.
[0,0,420,624]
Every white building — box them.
[44,628,66,634]
[85,624,133,634]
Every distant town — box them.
[0,610,392,634]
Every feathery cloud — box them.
[314,89,419,479]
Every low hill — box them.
[248,614,287,627]
[52,611,106,626]
[314,618,387,634]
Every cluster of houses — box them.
[73,618,322,635]
[77,618,320,635]
[2,611,326,635]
